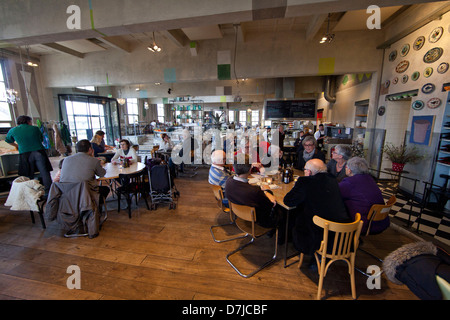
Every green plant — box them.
[382,143,424,164]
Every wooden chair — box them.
[209,185,247,243]
[226,201,278,278]
[359,195,397,263]
[299,213,363,300]
[116,170,149,218]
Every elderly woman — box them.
[296,135,325,170]
[339,157,388,234]
[327,144,352,182]
[111,139,137,164]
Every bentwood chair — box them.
[299,213,363,300]
[226,201,278,278]
[116,170,149,218]
[209,185,247,243]
[359,195,397,261]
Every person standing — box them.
[314,124,326,151]
[6,115,53,195]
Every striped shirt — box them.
[208,164,231,188]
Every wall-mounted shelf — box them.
[169,99,204,125]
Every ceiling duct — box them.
[275,78,295,99]
[324,76,336,103]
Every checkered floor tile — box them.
[378,181,450,247]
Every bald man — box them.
[283,159,351,257]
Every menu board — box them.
[264,99,316,119]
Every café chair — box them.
[358,195,396,263]
[209,185,247,243]
[299,213,363,300]
[116,170,149,218]
[417,176,449,232]
[30,197,47,229]
[226,201,278,278]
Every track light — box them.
[320,13,335,44]
[148,32,162,52]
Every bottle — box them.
[123,158,130,168]
[283,165,290,184]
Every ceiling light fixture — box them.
[320,13,335,44]
[148,32,162,52]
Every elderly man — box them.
[60,139,110,203]
[225,154,279,228]
[283,159,351,259]
[208,150,232,188]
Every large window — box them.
[0,61,13,127]
[251,110,259,127]
[228,110,235,123]
[239,110,247,126]
[157,104,165,123]
[126,98,139,125]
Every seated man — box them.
[283,159,351,258]
[339,157,387,234]
[60,139,110,207]
[208,150,232,207]
[225,154,279,229]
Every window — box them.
[251,110,259,127]
[65,99,107,141]
[228,110,235,123]
[76,86,96,92]
[157,104,165,123]
[0,61,13,127]
[126,98,139,125]
[239,110,247,126]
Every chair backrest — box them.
[118,170,145,186]
[211,185,227,211]
[365,195,396,236]
[313,213,363,260]
[229,201,257,236]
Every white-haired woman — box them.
[339,157,388,234]
[327,144,352,182]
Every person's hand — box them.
[264,192,277,206]
[260,185,270,191]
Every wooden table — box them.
[251,168,303,267]
[97,162,146,180]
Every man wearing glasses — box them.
[283,158,350,268]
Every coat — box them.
[45,181,102,238]
[283,172,351,255]
[5,176,44,211]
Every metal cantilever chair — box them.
[299,213,363,300]
[209,185,247,243]
[226,201,278,278]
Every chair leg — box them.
[316,254,326,300]
[210,221,248,243]
[298,253,304,269]
[38,210,46,229]
[30,211,35,224]
[126,195,132,219]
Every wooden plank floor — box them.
[0,167,420,301]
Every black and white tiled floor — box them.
[378,181,450,247]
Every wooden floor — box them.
[0,167,421,301]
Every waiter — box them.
[6,115,53,196]
[314,124,326,151]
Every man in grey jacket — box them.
[60,139,110,202]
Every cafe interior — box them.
[0,0,449,301]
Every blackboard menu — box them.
[264,99,316,119]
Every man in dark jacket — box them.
[283,159,351,256]
[225,155,279,228]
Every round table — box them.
[97,162,146,180]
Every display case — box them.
[354,99,369,141]
[0,153,20,178]
[170,99,204,125]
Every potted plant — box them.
[382,143,424,172]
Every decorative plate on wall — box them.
[400,44,410,56]
[427,97,442,109]
[389,50,397,62]
[378,106,386,116]
[422,83,435,94]
[437,62,449,74]
[413,36,425,50]
[412,100,424,110]
[423,47,443,63]
[424,67,433,78]
[392,77,399,84]
[384,80,390,88]
[429,26,443,43]
[402,75,409,83]
[411,71,420,81]
[396,60,409,73]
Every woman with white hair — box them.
[339,157,388,234]
[327,144,352,182]
[296,135,325,170]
